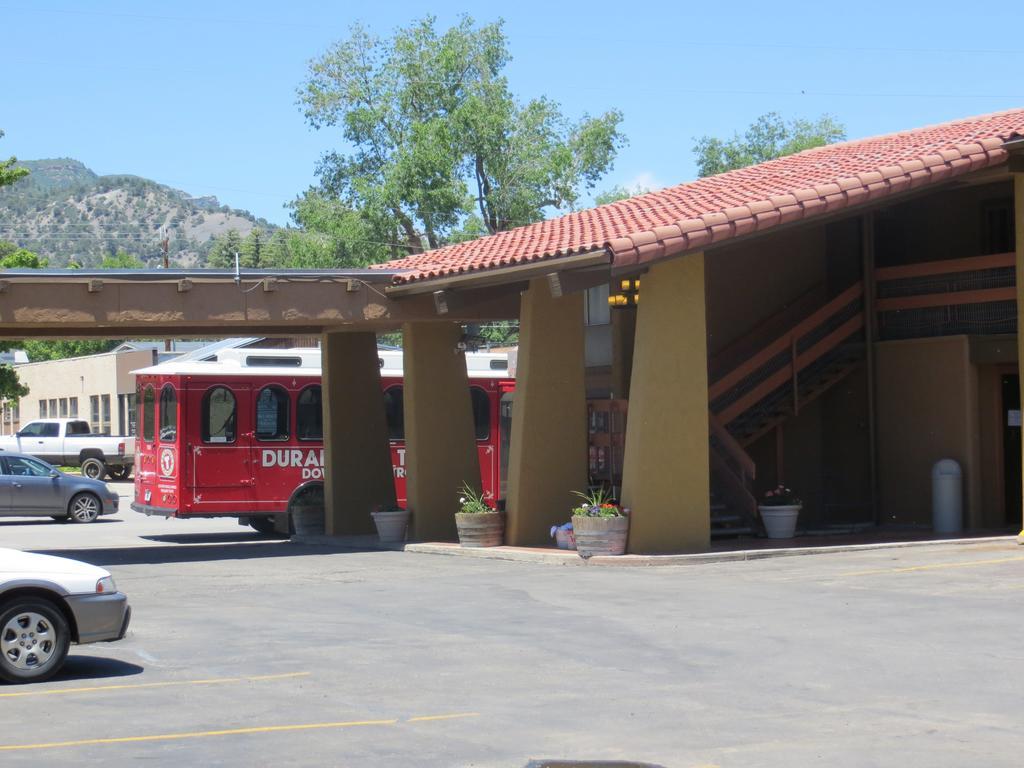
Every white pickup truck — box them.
[0,419,134,480]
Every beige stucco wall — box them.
[9,349,154,435]
[876,336,982,527]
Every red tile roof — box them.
[383,108,1024,285]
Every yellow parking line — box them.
[0,712,480,751]
[840,555,1024,577]
[0,671,309,699]
[407,712,480,723]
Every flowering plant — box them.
[457,482,493,514]
[571,487,625,518]
[760,484,801,507]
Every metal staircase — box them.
[707,282,866,537]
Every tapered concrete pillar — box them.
[505,279,588,545]
[621,251,710,553]
[403,322,479,542]
[322,331,396,536]
[1015,175,1024,541]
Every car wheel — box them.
[68,492,101,524]
[0,598,71,684]
[81,458,106,481]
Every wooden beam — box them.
[876,286,1016,312]
[875,252,1014,282]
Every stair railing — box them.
[709,281,865,429]
[709,412,757,522]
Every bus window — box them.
[255,385,289,441]
[499,392,513,500]
[159,384,177,442]
[383,386,404,440]
[470,386,490,441]
[142,385,155,443]
[297,385,322,441]
[202,387,236,444]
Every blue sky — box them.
[2,0,1022,226]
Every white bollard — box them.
[931,459,963,534]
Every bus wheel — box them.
[81,458,106,481]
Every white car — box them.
[0,548,131,683]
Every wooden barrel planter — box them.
[455,512,504,547]
[572,515,629,558]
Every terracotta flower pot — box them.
[455,512,504,547]
[572,514,628,557]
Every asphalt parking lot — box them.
[2,482,1024,766]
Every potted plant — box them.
[371,504,410,543]
[455,482,503,547]
[758,484,802,539]
[571,488,629,558]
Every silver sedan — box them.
[0,453,119,523]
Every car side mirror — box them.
[49,470,60,478]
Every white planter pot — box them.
[371,509,410,543]
[759,504,801,539]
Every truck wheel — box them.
[81,458,106,480]
[109,467,131,481]
[0,598,71,684]
[68,493,101,523]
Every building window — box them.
[126,393,136,436]
[48,399,57,419]
[981,198,1014,255]
[101,394,111,435]
[296,385,322,441]
[255,385,289,441]
[584,284,611,326]
[142,386,155,443]
[69,397,78,418]
[39,400,47,418]
[470,386,490,441]
[383,385,404,441]
[159,385,177,442]
[90,395,100,433]
[202,387,236,443]
[59,398,68,417]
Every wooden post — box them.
[862,212,880,526]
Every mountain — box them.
[0,159,277,267]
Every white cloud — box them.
[624,171,663,193]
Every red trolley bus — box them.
[131,347,515,533]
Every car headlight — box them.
[96,576,117,594]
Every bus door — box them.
[470,385,497,504]
[186,383,254,512]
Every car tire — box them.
[0,598,71,684]
[68,492,101,524]
[81,458,106,481]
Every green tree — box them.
[207,229,244,268]
[21,339,118,361]
[593,184,652,206]
[0,241,47,268]
[298,16,625,258]
[0,130,28,190]
[100,250,144,269]
[240,228,266,268]
[693,113,846,177]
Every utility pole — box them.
[162,233,172,354]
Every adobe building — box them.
[363,108,1024,553]
[4,109,1024,556]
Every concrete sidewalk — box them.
[293,531,1020,566]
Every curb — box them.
[402,535,1019,567]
